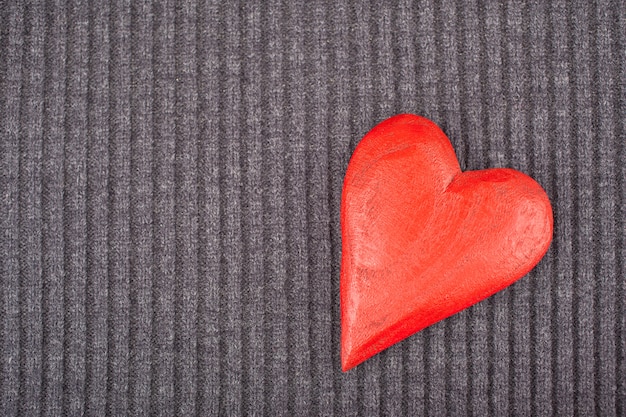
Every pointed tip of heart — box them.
[341,324,368,371]
[340,334,352,371]
[340,343,359,372]
[341,319,404,372]
[341,361,356,372]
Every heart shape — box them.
[340,114,553,371]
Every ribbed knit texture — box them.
[1,1,624,415]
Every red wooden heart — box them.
[340,114,553,371]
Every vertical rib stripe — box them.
[129,2,153,415]
[240,1,264,414]
[219,1,243,414]
[18,1,44,415]
[84,1,109,414]
[312,1,336,416]
[573,2,596,415]
[128,1,154,415]
[195,0,221,414]
[306,0,335,402]
[150,1,176,415]
[549,1,576,415]
[174,2,199,415]
[615,5,626,417]
[62,0,89,414]
[1,4,24,416]
[595,3,619,416]
[284,1,311,415]
[40,2,66,415]
[262,2,288,415]
[106,1,131,414]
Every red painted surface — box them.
[340,114,553,371]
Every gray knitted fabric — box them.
[1,0,624,415]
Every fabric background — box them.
[1,0,624,415]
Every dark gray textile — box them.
[1,0,624,415]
